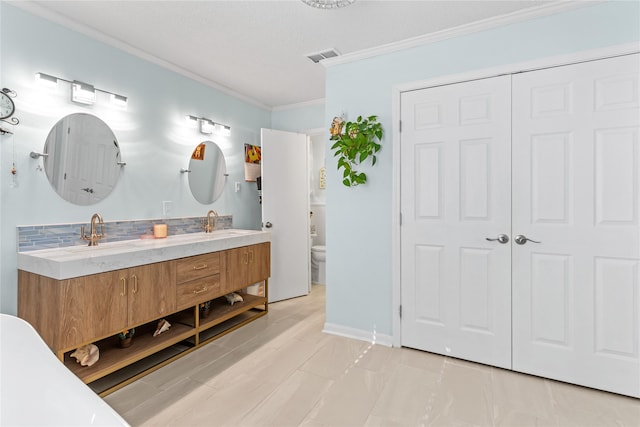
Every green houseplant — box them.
[330,115,383,187]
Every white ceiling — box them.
[14,0,564,109]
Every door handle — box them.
[264,222,273,228]
[514,235,541,245]
[486,234,509,244]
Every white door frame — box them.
[391,42,640,347]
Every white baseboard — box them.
[323,323,393,347]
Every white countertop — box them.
[18,229,271,280]
[0,314,130,426]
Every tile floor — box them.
[105,285,640,426]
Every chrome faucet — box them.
[81,213,105,246]
[204,209,218,233]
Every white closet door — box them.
[512,54,640,397]
[400,76,512,368]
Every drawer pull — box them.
[193,287,208,294]
[193,264,208,270]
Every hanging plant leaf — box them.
[329,115,383,187]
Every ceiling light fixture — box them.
[301,0,355,9]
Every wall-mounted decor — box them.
[244,143,261,182]
[319,166,327,189]
[1,88,19,135]
[330,115,383,187]
[191,142,206,160]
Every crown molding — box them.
[7,1,271,111]
[322,1,595,68]
[272,98,326,112]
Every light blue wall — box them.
[271,102,325,133]
[0,4,271,314]
[324,1,640,337]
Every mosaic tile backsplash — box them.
[17,215,233,252]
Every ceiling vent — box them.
[306,48,340,63]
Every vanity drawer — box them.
[176,252,220,284]
[176,275,221,309]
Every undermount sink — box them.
[208,229,258,236]
[139,229,258,243]
[63,242,134,253]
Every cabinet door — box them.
[223,247,248,294]
[128,261,176,326]
[59,270,128,349]
[247,243,270,284]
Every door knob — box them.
[486,234,509,244]
[514,235,540,245]
[264,222,273,228]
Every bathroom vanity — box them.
[17,230,270,396]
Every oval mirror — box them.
[43,113,122,205]
[188,141,227,204]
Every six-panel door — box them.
[512,54,640,397]
[400,75,513,369]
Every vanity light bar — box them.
[185,114,231,136]
[35,72,128,107]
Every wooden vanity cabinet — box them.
[126,262,176,326]
[223,243,270,294]
[64,271,128,350]
[18,241,270,396]
[247,243,270,285]
[17,270,128,352]
[18,261,176,354]
[175,252,222,310]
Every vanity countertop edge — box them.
[18,230,271,280]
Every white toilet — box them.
[311,245,326,285]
